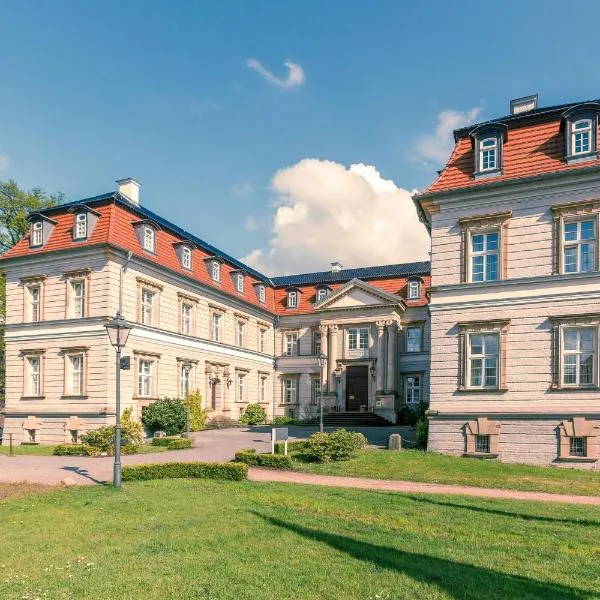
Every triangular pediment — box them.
[315,278,404,311]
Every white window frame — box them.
[31,221,43,246]
[258,285,266,303]
[143,226,155,252]
[180,363,192,398]
[562,218,596,274]
[572,119,592,156]
[469,230,500,282]
[67,353,84,396]
[28,284,41,322]
[403,374,421,406]
[181,303,192,335]
[313,331,322,355]
[27,356,41,397]
[211,312,222,342]
[348,328,369,351]
[283,378,297,404]
[211,261,221,282]
[237,320,245,347]
[260,376,268,403]
[236,273,244,293]
[408,280,420,300]
[316,288,327,302]
[467,332,500,390]
[561,326,597,388]
[259,328,266,353]
[74,213,87,239]
[138,359,153,397]
[287,291,298,308]
[311,377,321,405]
[71,280,85,319]
[182,246,192,270]
[237,372,246,402]
[141,289,154,325]
[479,137,498,171]
[406,326,423,353]
[284,332,298,356]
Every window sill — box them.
[20,395,45,401]
[473,168,502,181]
[557,456,598,463]
[61,395,89,400]
[549,385,599,392]
[457,387,508,394]
[565,151,598,165]
[462,452,499,459]
[134,396,159,402]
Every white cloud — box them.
[231,183,254,200]
[0,154,9,171]
[415,107,482,165]
[246,58,305,90]
[241,159,430,276]
[244,216,258,231]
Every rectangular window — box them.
[29,285,41,322]
[31,221,43,246]
[287,291,298,308]
[237,321,245,347]
[68,354,84,396]
[259,328,266,353]
[313,331,322,355]
[572,120,592,155]
[311,378,321,405]
[71,280,85,318]
[138,359,153,397]
[348,328,369,350]
[258,285,266,303]
[260,376,267,403]
[181,303,192,334]
[27,356,41,396]
[563,219,595,273]
[180,364,192,398]
[211,261,221,282]
[285,332,298,356]
[479,138,497,171]
[211,313,221,342]
[468,333,499,389]
[475,434,491,454]
[406,326,423,353]
[408,280,420,300]
[562,327,595,387]
[404,375,421,406]
[236,273,244,293]
[237,373,245,402]
[569,436,587,457]
[470,231,499,282]
[283,378,297,403]
[316,288,327,302]
[75,213,87,239]
[143,226,155,252]
[141,289,154,325]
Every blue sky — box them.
[2,1,600,274]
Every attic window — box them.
[31,221,43,247]
[316,288,327,302]
[479,138,497,171]
[563,105,600,164]
[408,280,420,300]
[143,226,155,252]
[287,291,298,308]
[181,246,192,270]
[470,123,506,179]
[236,273,244,293]
[74,213,87,240]
[258,285,266,303]
[211,260,221,282]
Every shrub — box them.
[81,408,144,456]
[122,461,247,481]
[240,403,267,426]
[205,415,240,429]
[151,437,193,450]
[53,444,86,456]
[416,416,429,449]
[272,415,296,426]
[142,398,186,436]
[234,449,292,469]
[398,406,422,426]
[274,440,310,454]
[187,390,208,431]
[307,429,368,462]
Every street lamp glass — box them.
[105,313,132,349]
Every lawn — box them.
[0,443,168,456]
[290,449,600,496]
[1,480,599,599]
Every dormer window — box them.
[572,120,592,155]
[143,226,155,252]
[288,290,298,308]
[470,123,506,179]
[212,260,221,282]
[408,280,421,300]
[479,138,497,171]
[74,213,87,240]
[182,246,192,270]
[316,288,327,302]
[31,222,43,247]
[563,104,600,163]
[258,284,266,303]
[236,273,244,293]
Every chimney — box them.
[331,261,343,273]
[116,178,141,205]
[509,94,538,116]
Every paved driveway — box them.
[0,426,412,486]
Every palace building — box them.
[414,95,600,467]
[0,178,430,444]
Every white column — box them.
[328,325,338,394]
[319,324,329,393]
[386,321,397,393]
[376,321,386,393]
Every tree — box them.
[0,180,62,408]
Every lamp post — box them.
[317,352,327,433]
[182,364,191,438]
[105,311,132,489]
[334,362,343,413]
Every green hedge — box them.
[53,444,86,456]
[122,461,248,482]
[273,440,310,454]
[234,449,293,469]
[151,437,193,449]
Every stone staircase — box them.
[302,411,393,427]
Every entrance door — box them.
[345,365,369,411]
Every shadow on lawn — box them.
[403,495,600,528]
[253,512,587,599]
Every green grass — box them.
[0,480,599,599]
[290,449,600,496]
[0,443,169,456]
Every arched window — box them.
[74,213,87,239]
[211,260,221,282]
[143,226,155,252]
[572,119,592,155]
[479,137,497,171]
[31,221,43,246]
[182,246,192,270]
[258,285,266,303]
[236,273,244,293]
[316,288,327,302]
[288,291,298,308]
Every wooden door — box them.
[345,366,368,411]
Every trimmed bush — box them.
[53,444,86,456]
[274,440,310,454]
[122,461,248,481]
[240,403,267,426]
[151,437,193,450]
[81,408,144,456]
[142,398,186,436]
[187,390,208,431]
[416,416,429,449]
[272,416,296,426]
[234,450,292,469]
[307,429,368,462]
